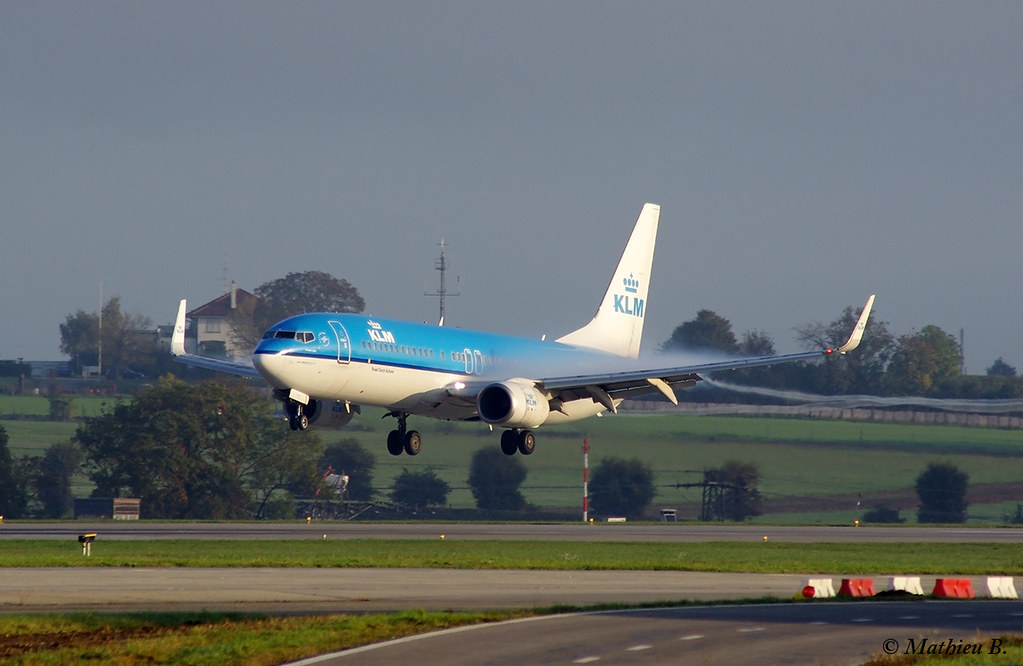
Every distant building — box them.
[183,282,258,362]
[74,498,141,520]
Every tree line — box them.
[662,306,1021,399]
[53,271,1020,400]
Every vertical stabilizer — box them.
[556,203,659,358]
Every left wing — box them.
[170,299,263,379]
[539,294,876,411]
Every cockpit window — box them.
[266,330,315,343]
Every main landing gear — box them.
[500,429,535,456]
[385,411,422,456]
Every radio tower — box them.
[425,239,459,324]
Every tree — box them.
[60,297,154,378]
[34,441,83,518]
[319,438,376,501]
[915,462,968,523]
[59,308,99,374]
[987,357,1017,377]
[390,468,450,511]
[887,325,962,396]
[232,271,366,349]
[705,460,762,521]
[661,309,738,353]
[467,447,528,511]
[589,456,655,519]
[794,303,894,394]
[0,427,37,521]
[729,330,778,386]
[0,425,32,518]
[75,376,322,519]
[861,504,905,524]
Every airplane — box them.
[171,203,875,457]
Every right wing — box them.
[540,294,876,410]
[170,299,263,379]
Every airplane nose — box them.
[252,350,288,384]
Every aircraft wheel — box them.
[404,430,422,456]
[289,417,300,431]
[517,431,535,455]
[297,413,310,431]
[386,430,404,456]
[500,430,518,456]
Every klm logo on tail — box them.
[613,274,644,318]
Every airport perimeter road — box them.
[292,601,1023,666]
[3,521,1023,543]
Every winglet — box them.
[835,294,875,354]
[171,299,188,356]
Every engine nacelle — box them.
[284,398,360,429]
[307,400,361,429]
[476,379,550,428]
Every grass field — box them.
[0,610,526,665]
[4,395,1023,521]
[0,394,121,420]
[317,408,1023,521]
[2,538,1022,574]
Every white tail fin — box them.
[556,203,659,358]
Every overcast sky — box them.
[3,2,1021,374]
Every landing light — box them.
[453,381,466,390]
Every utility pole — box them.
[424,239,459,324]
[97,282,103,378]
[583,436,590,523]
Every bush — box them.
[861,504,905,524]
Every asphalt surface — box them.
[0,567,827,613]
[4,521,1022,543]
[291,601,1023,666]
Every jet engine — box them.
[310,400,361,429]
[476,379,550,428]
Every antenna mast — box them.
[425,239,459,324]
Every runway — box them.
[3,521,1022,543]
[0,567,810,613]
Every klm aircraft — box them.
[172,203,874,457]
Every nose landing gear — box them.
[279,392,315,431]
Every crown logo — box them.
[623,274,640,294]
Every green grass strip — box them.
[0,610,526,665]
[4,539,1023,574]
